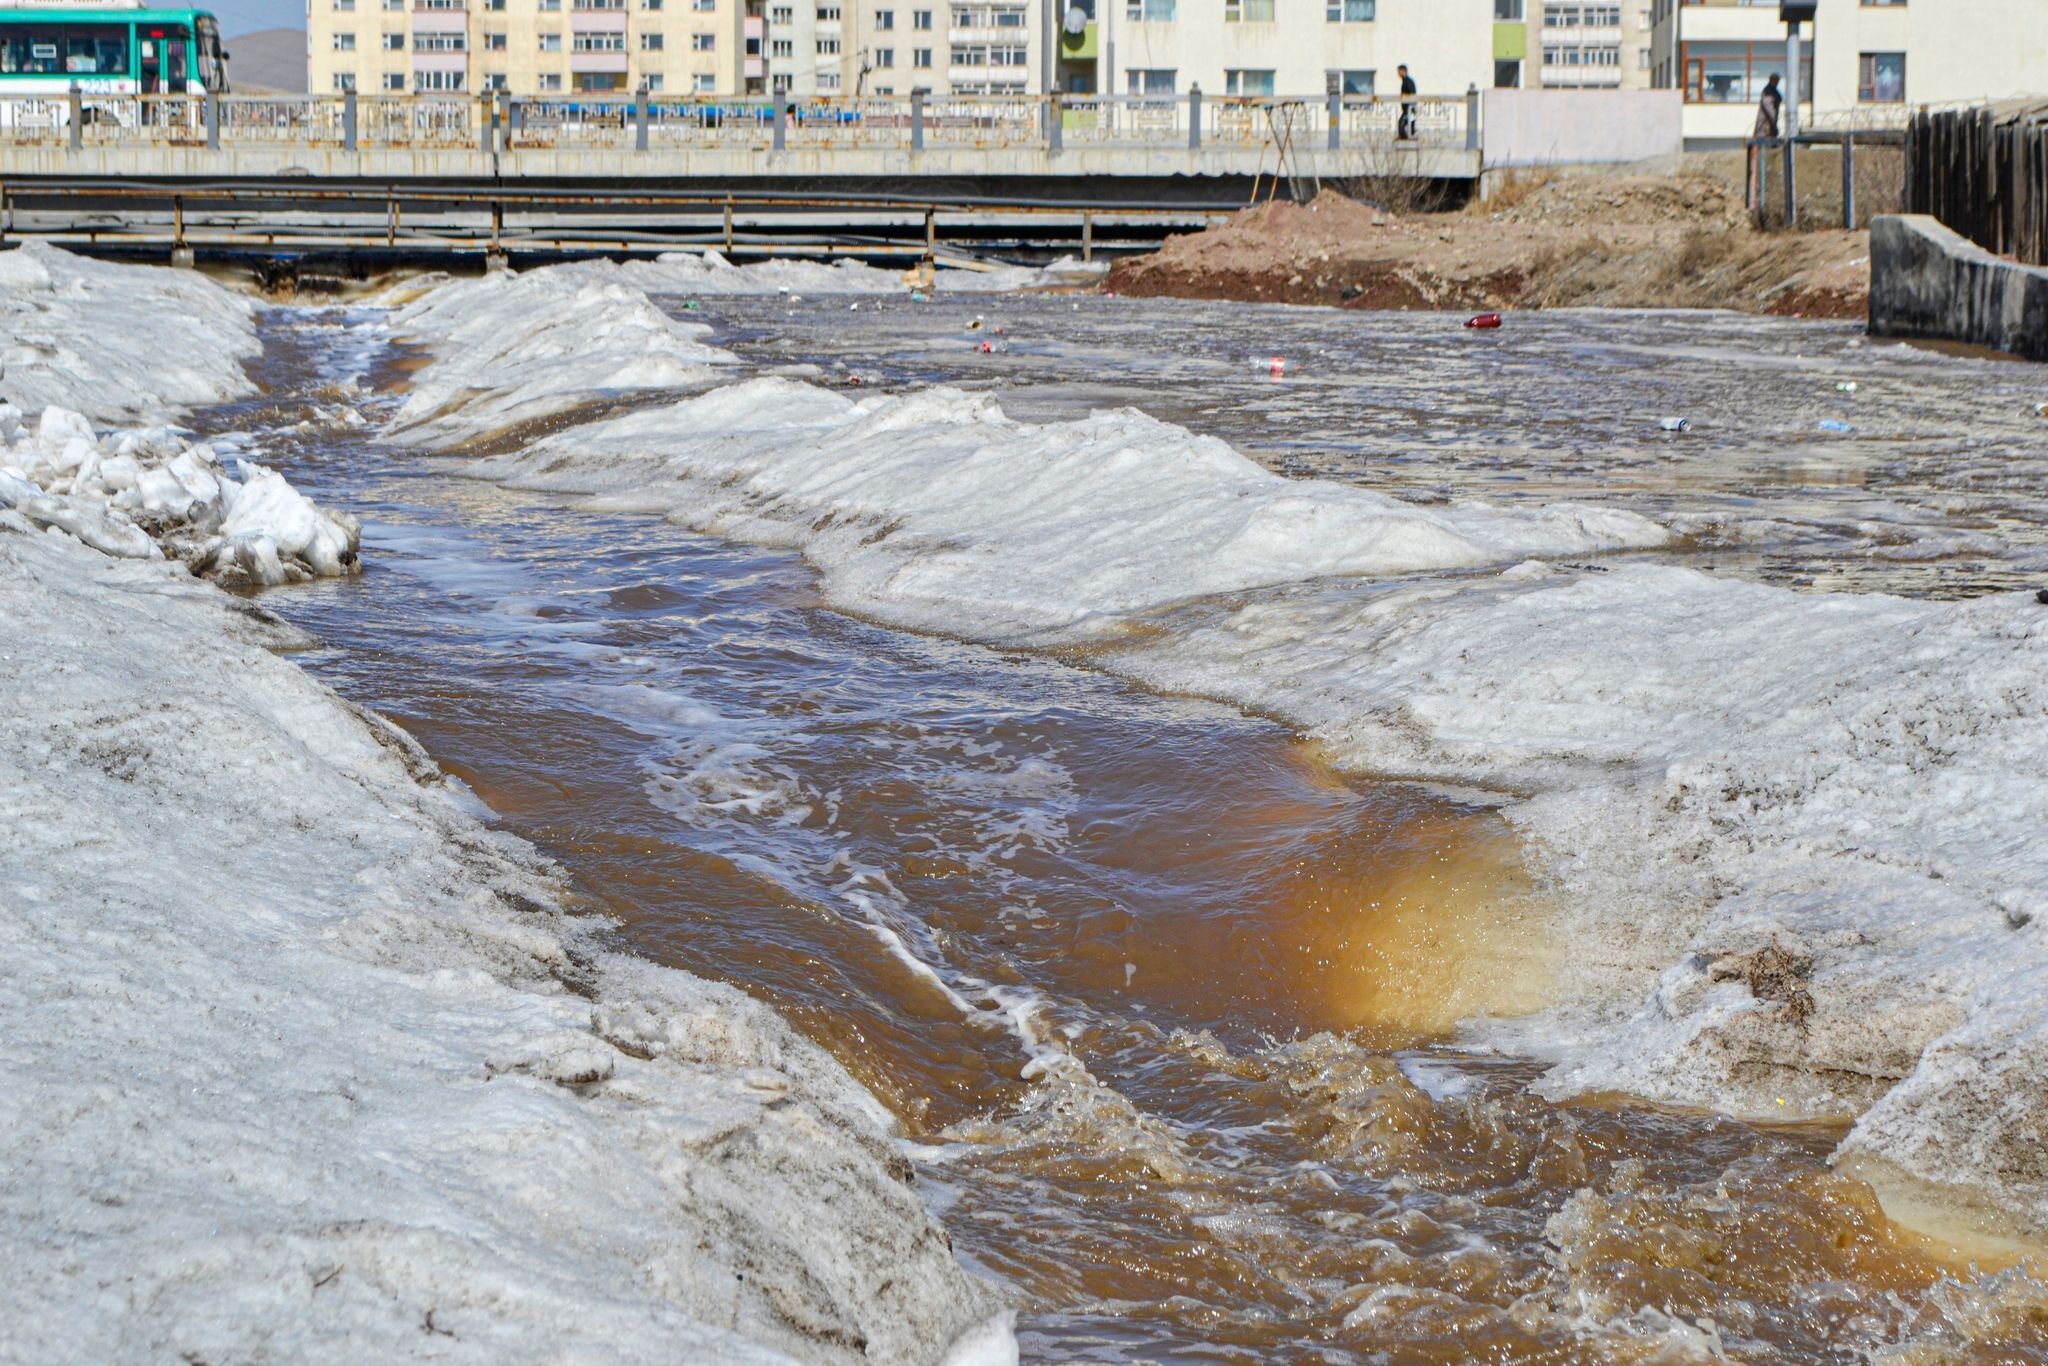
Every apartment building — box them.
[1488,0,1653,90]
[1096,0,1491,101]
[1649,0,2048,146]
[306,0,744,97]
[763,0,1040,99]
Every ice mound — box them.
[467,376,1669,643]
[385,260,736,447]
[625,249,1099,297]
[0,524,1011,1364]
[0,240,259,420]
[0,402,359,585]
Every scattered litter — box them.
[1465,313,1503,330]
[2038,588,2048,605]
[1265,356,1298,378]
[976,340,1008,354]
[849,302,860,311]
[1658,417,1691,433]
[776,285,789,295]
[992,324,1005,335]
[909,290,929,303]
[1817,418,1854,433]
[680,300,702,311]
[968,317,984,331]
[2033,402,2048,418]
[1835,381,1858,393]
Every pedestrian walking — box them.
[1753,73,1783,140]
[1396,64,1418,140]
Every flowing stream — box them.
[200,297,2048,1364]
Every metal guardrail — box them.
[0,89,1476,155]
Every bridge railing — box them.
[0,90,1474,153]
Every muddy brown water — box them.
[209,303,2048,1364]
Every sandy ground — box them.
[1106,158,1881,319]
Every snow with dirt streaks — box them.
[392,260,2048,1245]
[464,376,1669,641]
[0,240,259,420]
[0,521,1012,1365]
[385,260,735,447]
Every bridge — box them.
[0,90,1481,262]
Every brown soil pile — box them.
[1106,177,1871,320]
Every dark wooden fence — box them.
[1905,100,2048,265]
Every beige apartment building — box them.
[307,0,1508,101]
[306,0,745,97]
[1489,0,1654,91]
[1648,0,2048,145]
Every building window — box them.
[771,5,791,19]
[992,43,1024,63]
[382,70,405,88]
[573,31,625,47]
[640,29,662,46]
[332,31,355,48]
[1126,0,1173,17]
[950,44,981,63]
[483,70,508,87]
[418,31,466,47]
[646,0,664,8]
[1324,0,1371,18]
[332,0,354,10]
[816,35,837,50]
[771,37,791,54]
[381,31,404,47]
[692,0,713,8]
[1493,58,1521,85]
[1858,50,1904,101]
[1223,0,1274,17]
[540,31,562,49]
[540,0,561,10]
[912,45,931,64]
[1224,68,1273,95]
[875,6,894,23]
[1861,0,1906,5]
[1125,67,1173,94]
[1494,0,1522,16]
[874,45,893,63]
[1330,67,1372,95]
[333,71,357,89]
[817,2,839,15]
[995,8,1023,23]
[1679,41,1809,104]
[693,30,715,47]
[818,70,839,88]
[575,71,622,88]
[539,71,563,88]
[417,68,465,89]
[771,71,791,90]
[912,8,932,27]
[486,31,507,47]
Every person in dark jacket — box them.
[1753,73,1783,139]
[1396,63,1417,140]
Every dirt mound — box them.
[1491,173,1748,229]
[1106,179,1869,317]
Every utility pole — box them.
[1780,1,1815,226]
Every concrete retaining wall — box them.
[1870,213,2048,361]
[1479,89,1682,169]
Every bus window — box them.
[2,28,68,75]
[65,31,129,76]
[164,27,188,90]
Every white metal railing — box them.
[0,89,1474,153]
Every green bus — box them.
[0,5,228,97]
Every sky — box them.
[210,0,301,38]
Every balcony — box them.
[569,49,630,69]
[570,7,629,27]
[410,9,469,30]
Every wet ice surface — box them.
[695,293,2048,599]
[220,308,2048,1365]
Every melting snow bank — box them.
[424,327,2048,1246]
[383,260,737,449]
[0,241,260,420]
[0,522,1013,1363]
[466,377,1668,642]
[0,402,360,585]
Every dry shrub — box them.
[1471,168,1557,215]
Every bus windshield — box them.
[196,14,225,92]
